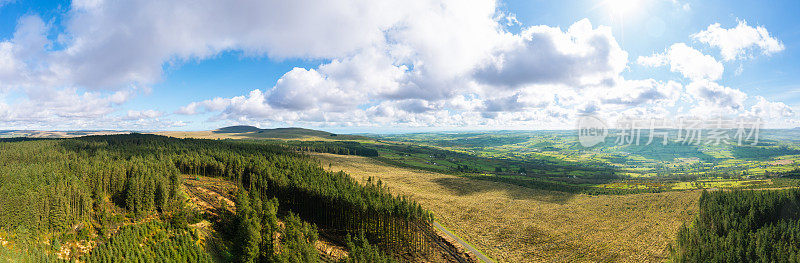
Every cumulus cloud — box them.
[0,87,134,128]
[685,80,747,114]
[0,42,17,79]
[475,19,627,88]
[58,0,422,89]
[0,15,63,90]
[1,0,795,129]
[49,0,513,128]
[692,19,784,61]
[638,43,724,81]
[171,5,635,127]
[176,97,231,115]
[266,48,406,111]
[120,109,188,129]
[125,109,163,120]
[748,96,793,119]
[602,79,682,106]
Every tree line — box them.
[671,189,800,262]
[0,134,430,261]
[171,138,437,255]
[277,140,379,157]
[83,221,213,263]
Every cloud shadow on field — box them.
[431,177,577,205]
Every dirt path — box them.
[434,221,494,263]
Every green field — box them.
[365,129,800,193]
[158,127,800,195]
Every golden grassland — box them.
[154,130,252,140]
[313,153,701,263]
[154,130,296,140]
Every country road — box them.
[433,221,495,263]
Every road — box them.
[433,221,495,263]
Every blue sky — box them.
[0,0,798,132]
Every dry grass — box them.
[154,130,255,140]
[154,130,365,142]
[313,153,701,263]
[183,175,237,216]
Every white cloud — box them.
[638,43,724,81]
[0,42,17,78]
[667,0,690,11]
[0,87,131,128]
[176,97,231,115]
[0,0,794,129]
[636,53,667,67]
[0,15,62,90]
[475,19,627,88]
[692,19,784,61]
[267,48,406,111]
[125,109,163,120]
[748,96,793,119]
[602,79,682,106]
[504,13,521,26]
[58,0,422,89]
[685,80,747,114]
[120,109,188,128]
[3,0,522,129]
[172,7,635,127]
[174,105,197,115]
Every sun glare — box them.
[603,0,644,17]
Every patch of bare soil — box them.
[316,238,349,261]
[182,175,350,261]
[56,240,96,261]
[770,159,794,165]
[183,175,237,217]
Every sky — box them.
[0,0,799,133]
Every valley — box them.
[3,127,800,262]
[315,153,700,262]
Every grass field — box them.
[313,153,701,263]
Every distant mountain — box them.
[214,125,262,133]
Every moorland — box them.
[3,126,800,262]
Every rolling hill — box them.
[156,126,373,141]
[0,126,372,141]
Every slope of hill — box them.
[314,152,701,262]
[157,126,373,141]
[212,125,262,133]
